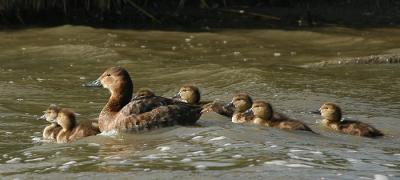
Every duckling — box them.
[201,93,253,123]
[85,67,201,132]
[38,104,62,140]
[40,105,100,143]
[201,93,252,118]
[313,103,383,137]
[173,85,212,106]
[250,101,313,132]
[132,88,155,101]
[56,108,100,143]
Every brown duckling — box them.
[313,103,383,137]
[250,101,313,132]
[38,104,62,140]
[201,93,252,118]
[173,85,212,106]
[85,67,201,132]
[40,105,100,143]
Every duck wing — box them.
[120,96,175,115]
[115,103,202,132]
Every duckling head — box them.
[173,85,200,104]
[251,101,273,120]
[57,109,77,131]
[38,104,61,123]
[225,93,253,113]
[133,88,155,100]
[319,103,342,122]
[86,67,133,96]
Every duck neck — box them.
[100,80,133,119]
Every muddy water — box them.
[0,26,399,179]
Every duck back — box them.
[339,120,383,137]
[107,103,202,132]
[120,96,175,115]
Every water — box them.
[0,25,399,179]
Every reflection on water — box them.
[0,26,399,179]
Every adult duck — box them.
[86,67,201,132]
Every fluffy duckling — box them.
[250,101,313,132]
[85,67,201,132]
[173,85,212,106]
[38,104,62,140]
[201,93,252,121]
[40,105,100,143]
[313,103,383,137]
[132,88,156,101]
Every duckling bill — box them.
[313,103,383,138]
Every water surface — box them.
[0,26,399,179]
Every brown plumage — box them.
[39,105,100,143]
[317,103,383,137]
[251,101,314,132]
[39,104,63,140]
[201,93,252,119]
[87,67,201,132]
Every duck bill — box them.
[244,108,254,116]
[172,92,181,99]
[223,102,234,109]
[37,114,46,120]
[310,110,321,115]
[83,79,102,87]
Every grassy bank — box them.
[0,0,399,29]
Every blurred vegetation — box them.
[0,0,399,28]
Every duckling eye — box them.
[106,74,111,76]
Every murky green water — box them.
[0,26,399,179]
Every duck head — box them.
[56,109,77,131]
[133,88,155,100]
[86,67,133,111]
[225,93,253,113]
[313,103,342,122]
[38,104,61,123]
[249,101,273,120]
[173,85,200,104]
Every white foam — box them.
[285,164,312,168]
[25,157,45,162]
[6,158,21,163]
[143,168,151,172]
[289,149,304,152]
[141,154,160,160]
[209,136,226,141]
[181,158,192,163]
[232,154,242,159]
[264,160,286,166]
[63,161,77,166]
[374,174,389,180]
[192,136,203,140]
[88,143,100,147]
[195,164,207,170]
[223,143,232,146]
[192,151,205,156]
[88,156,100,159]
[215,148,224,153]
[157,146,171,152]
[98,130,118,137]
